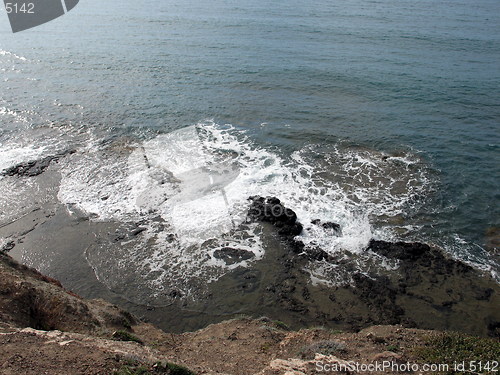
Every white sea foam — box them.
[56,121,439,301]
[0,49,27,61]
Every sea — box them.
[0,0,499,323]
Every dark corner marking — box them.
[4,0,79,33]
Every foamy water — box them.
[48,122,444,301]
[0,121,497,303]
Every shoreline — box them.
[0,251,499,374]
[0,175,498,336]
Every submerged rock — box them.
[2,150,75,177]
[213,247,255,265]
[311,219,341,235]
[367,239,429,261]
[0,241,15,253]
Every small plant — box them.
[163,362,196,375]
[112,330,144,344]
[273,320,290,331]
[414,332,500,374]
[386,344,399,352]
[122,317,132,329]
[261,344,271,352]
[299,340,347,359]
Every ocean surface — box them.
[0,0,499,311]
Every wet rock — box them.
[1,241,15,253]
[248,196,337,261]
[367,239,429,261]
[304,247,331,261]
[213,247,254,265]
[474,287,493,301]
[485,227,500,256]
[351,273,404,324]
[367,239,474,279]
[311,219,341,235]
[1,150,75,177]
[247,195,305,251]
[168,289,183,298]
[247,196,302,236]
[131,227,147,236]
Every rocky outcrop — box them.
[311,219,341,236]
[0,252,135,334]
[247,196,303,237]
[1,150,75,177]
[213,247,255,265]
[243,196,500,338]
[247,196,333,261]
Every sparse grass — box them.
[29,295,65,331]
[122,318,132,329]
[261,344,271,352]
[272,320,290,331]
[414,332,500,374]
[386,344,399,352]
[161,362,196,375]
[112,330,144,344]
[231,314,251,321]
[299,340,347,359]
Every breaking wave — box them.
[55,122,438,303]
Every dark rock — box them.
[247,195,303,243]
[487,320,500,338]
[1,241,15,253]
[247,196,338,261]
[305,247,331,261]
[168,289,183,298]
[1,150,75,177]
[247,196,299,227]
[474,287,493,301]
[213,247,254,265]
[351,273,404,324]
[131,227,147,236]
[367,239,429,261]
[311,219,341,235]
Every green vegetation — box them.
[386,344,400,352]
[415,332,500,374]
[112,330,144,344]
[272,320,290,331]
[122,318,132,329]
[162,362,196,375]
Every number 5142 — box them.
[5,3,35,14]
